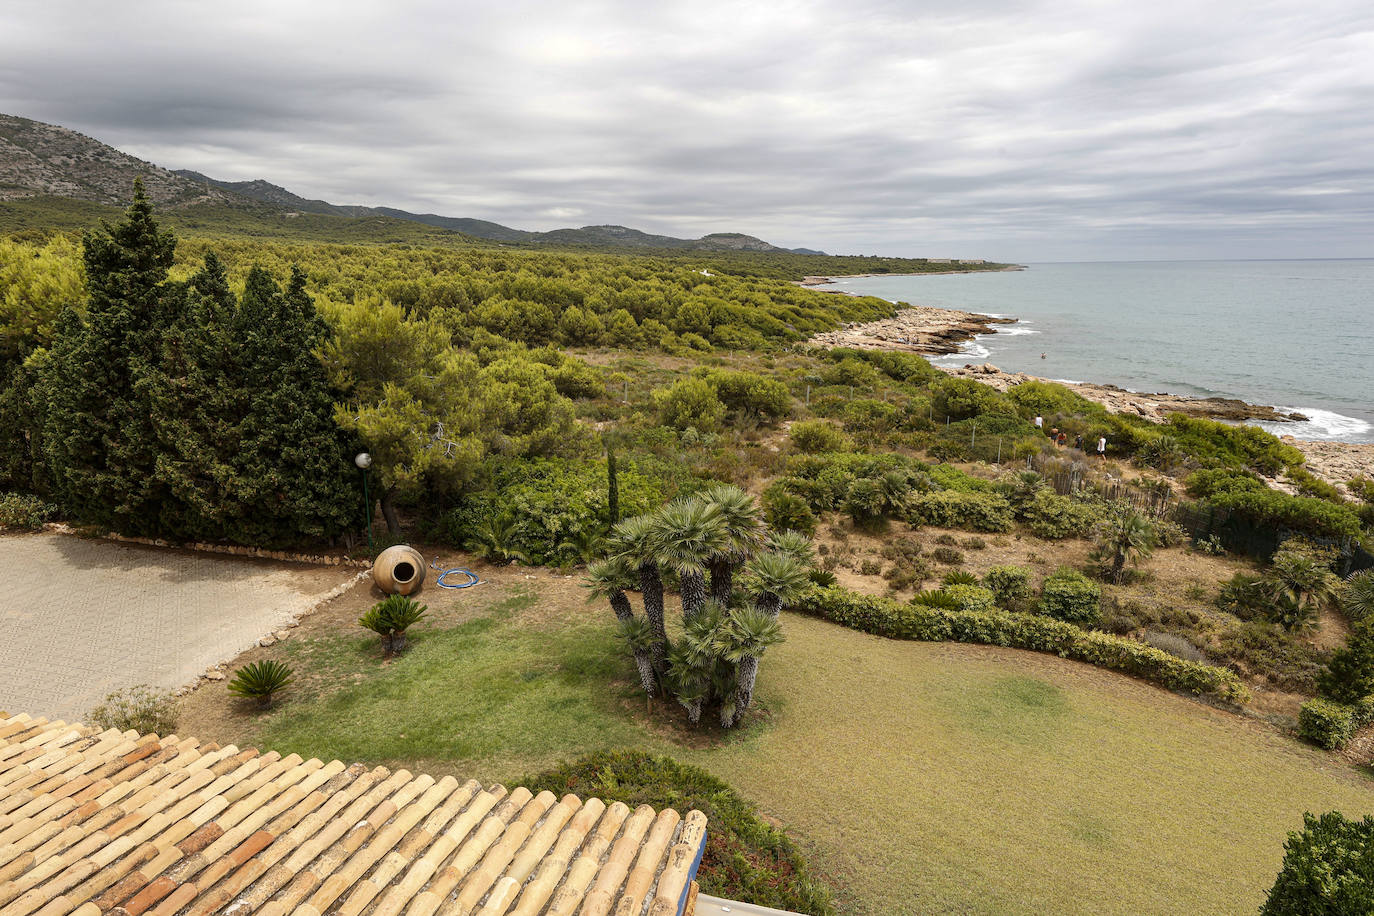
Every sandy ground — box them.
[0,532,357,722]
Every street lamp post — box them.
[355,452,373,551]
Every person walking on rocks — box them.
[1097,435,1107,460]
[1057,432,1067,448]
[1074,433,1083,451]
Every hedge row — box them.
[1297,697,1374,750]
[793,585,1250,705]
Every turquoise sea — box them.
[821,260,1374,443]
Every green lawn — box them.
[231,581,1374,915]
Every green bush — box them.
[1185,469,1363,540]
[942,584,997,613]
[653,377,726,432]
[550,360,605,399]
[1298,697,1374,750]
[931,377,1016,421]
[761,486,817,536]
[907,490,1014,533]
[1262,811,1374,915]
[794,585,1249,704]
[788,420,849,454]
[1038,568,1102,628]
[701,369,791,421]
[0,492,54,530]
[437,457,683,566]
[1020,491,1102,540]
[88,684,179,735]
[522,751,836,915]
[984,565,1033,608]
[930,546,965,565]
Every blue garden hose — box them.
[431,559,480,589]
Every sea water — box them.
[822,260,1374,443]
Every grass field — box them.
[179,572,1374,915]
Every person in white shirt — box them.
[1034,415,1043,430]
[1097,436,1107,460]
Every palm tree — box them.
[700,483,766,606]
[470,512,530,565]
[666,606,727,726]
[618,616,659,700]
[557,526,606,567]
[1342,570,1374,622]
[725,605,784,725]
[745,550,811,617]
[613,513,668,675]
[585,557,638,624]
[651,498,728,623]
[1096,511,1156,584]
[1268,552,1339,632]
[768,529,815,569]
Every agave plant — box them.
[941,570,980,588]
[910,589,962,610]
[359,595,428,654]
[227,660,294,709]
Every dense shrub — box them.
[437,457,684,566]
[653,377,726,432]
[1037,568,1102,627]
[983,565,1033,608]
[1185,469,1363,540]
[907,490,1014,533]
[1214,621,1327,693]
[794,585,1249,704]
[1319,627,1374,705]
[1139,630,1210,664]
[1020,491,1103,540]
[550,360,605,399]
[761,486,817,536]
[1262,811,1374,915]
[701,369,791,421]
[788,420,849,454]
[1298,696,1374,750]
[930,546,965,565]
[930,377,1016,421]
[88,684,179,735]
[942,584,997,612]
[522,751,835,915]
[0,492,54,530]
[1215,572,1270,620]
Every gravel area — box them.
[0,532,358,722]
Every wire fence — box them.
[1173,502,1374,576]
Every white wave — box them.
[996,326,1038,336]
[1050,378,1087,385]
[1250,408,1374,443]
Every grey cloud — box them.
[3,0,1373,259]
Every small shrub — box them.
[983,565,1033,609]
[359,595,429,654]
[859,558,882,576]
[942,584,997,613]
[653,377,726,432]
[934,533,958,546]
[1021,491,1102,540]
[1262,811,1374,914]
[227,659,295,709]
[1193,534,1227,555]
[880,537,923,563]
[931,546,964,565]
[962,536,987,550]
[1298,697,1374,751]
[907,490,1014,533]
[0,492,54,530]
[89,685,179,735]
[883,561,931,592]
[1038,568,1102,628]
[1215,572,1270,620]
[1318,628,1374,705]
[788,420,849,454]
[941,570,979,587]
[761,487,817,537]
[1214,621,1327,693]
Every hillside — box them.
[0,114,241,208]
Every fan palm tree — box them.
[612,513,668,675]
[1268,551,1339,631]
[745,550,811,617]
[651,498,728,623]
[725,605,784,725]
[470,512,530,565]
[618,616,659,700]
[768,529,815,569]
[585,556,638,624]
[1342,570,1374,622]
[700,483,767,606]
[1095,511,1156,584]
[666,608,726,726]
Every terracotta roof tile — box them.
[0,715,707,916]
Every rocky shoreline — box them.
[808,306,1018,355]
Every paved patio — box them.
[0,532,358,721]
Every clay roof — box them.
[0,712,708,916]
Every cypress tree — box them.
[43,179,177,534]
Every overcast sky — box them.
[3,0,1373,260]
